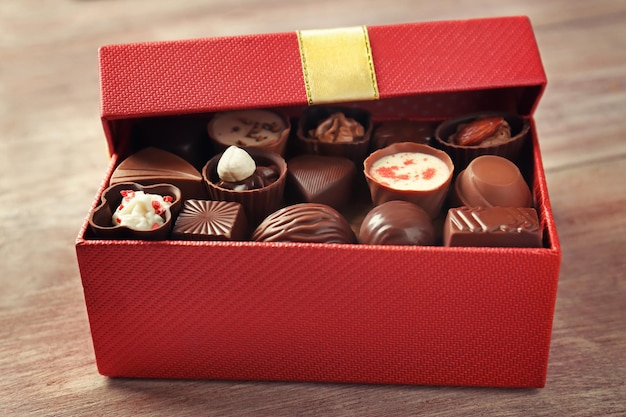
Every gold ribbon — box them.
[297,26,379,105]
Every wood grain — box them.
[1,0,625,415]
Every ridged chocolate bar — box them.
[172,200,248,241]
[444,206,542,248]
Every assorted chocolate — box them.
[202,146,287,227]
[363,142,454,219]
[296,106,372,163]
[109,147,207,200]
[252,203,356,244]
[286,155,356,210]
[434,112,530,170]
[172,200,248,241]
[89,182,182,240]
[444,206,542,248]
[452,155,532,208]
[207,109,290,156]
[359,201,435,246]
[89,106,542,248]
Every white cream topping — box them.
[369,152,450,191]
[112,190,173,230]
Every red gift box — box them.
[76,16,561,388]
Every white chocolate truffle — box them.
[217,146,256,182]
[112,190,173,230]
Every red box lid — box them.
[99,16,546,155]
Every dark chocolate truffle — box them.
[172,200,248,241]
[287,155,356,210]
[359,201,435,246]
[252,203,356,244]
[444,206,542,248]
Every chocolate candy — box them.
[296,106,373,163]
[371,120,434,150]
[434,112,530,170]
[89,182,182,240]
[110,147,207,200]
[207,109,290,155]
[252,203,356,244]
[202,147,287,227]
[444,206,542,247]
[308,112,365,143]
[359,201,435,246]
[287,155,356,210]
[363,142,454,218]
[172,200,248,241]
[453,155,532,208]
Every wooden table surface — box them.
[1,0,625,415]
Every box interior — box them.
[86,84,555,251]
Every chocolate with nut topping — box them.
[452,116,511,146]
[214,145,280,191]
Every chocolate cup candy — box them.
[296,106,373,164]
[89,182,182,240]
[452,155,532,208]
[363,142,454,219]
[207,109,291,156]
[434,111,530,170]
[202,148,287,227]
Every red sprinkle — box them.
[120,190,135,201]
[152,200,163,214]
[115,218,121,224]
[403,158,415,166]
[375,165,410,181]
[163,196,173,203]
[375,166,399,179]
[151,223,160,230]
[422,167,436,180]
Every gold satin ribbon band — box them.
[297,26,379,105]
